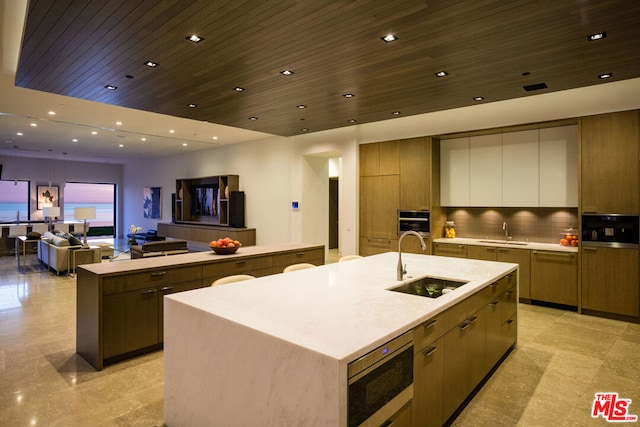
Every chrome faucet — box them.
[502,221,509,241]
[397,230,427,281]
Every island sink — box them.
[389,276,469,298]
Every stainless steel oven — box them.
[398,210,430,237]
[347,331,413,427]
[582,214,639,248]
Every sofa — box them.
[37,232,101,274]
[130,240,189,259]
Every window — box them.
[0,180,30,222]
[63,182,115,234]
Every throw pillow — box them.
[69,235,83,246]
[27,231,41,239]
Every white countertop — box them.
[433,237,578,253]
[166,251,517,363]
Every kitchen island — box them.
[164,252,518,426]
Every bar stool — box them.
[338,255,363,262]
[211,274,255,286]
[283,263,315,273]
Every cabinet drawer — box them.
[499,286,517,324]
[413,313,444,353]
[443,289,487,331]
[485,272,516,301]
[203,256,273,280]
[433,243,467,258]
[103,265,202,294]
[272,248,324,269]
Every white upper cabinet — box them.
[440,125,578,207]
[539,125,578,207]
[440,137,470,206]
[469,134,502,206]
[502,129,539,207]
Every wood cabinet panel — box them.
[359,141,399,176]
[413,336,444,427]
[502,129,539,207]
[581,247,639,317]
[440,137,470,206]
[103,265,202,294]
[157,223,256,245]
[433,242,467,258]
[539,125,578,207]
[581,111,639,214]
[359,237,398,256]
[531,250,578,306]
[360,175,400,239]
[400,137,430,210]
[203,256,273,281]
[497,248,531,300]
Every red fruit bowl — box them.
[210,245,240,255]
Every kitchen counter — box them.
[163,252,518,426]
[433,237,578,253]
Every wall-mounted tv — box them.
[191,184,219,218]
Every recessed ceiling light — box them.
[105,85,117,90]
[435,71,448,77]
[381,34,398,43]
[116,121,122,126]
[72,139,78,142]
[48,111,56,115]
[169,129,175,133]
[280,70,294,76]
[587,32,607,41]
[249,116,258,121]
[91,131,98,135]
[301,128,309,132]
[118,144,124,148]
[297,104,307,109]
[348,119,357,123]
[212,136,218,140]
[182,143,188,146]
[188,103,197,108]
[141,138,146,141]
[186,34,204,43]
[391,111,402,115]
[30,123,37,127]
[16,132,23,136]
[144,61,158,67]
[343,93,355,98]
[598,73,613,79]
[473,96,484,101]
[234,87,245,92]
[125,74,134,79]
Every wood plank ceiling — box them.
[15,0,640,137]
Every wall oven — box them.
[398,210,430,237]
[582,214,639,248]
[347,331,413,427]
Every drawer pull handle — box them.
[141,288,158,295]
[505,291,513,297]
[505,319,514,325]
[160,286,174,291]
[490,282,498,288]
[151,271,167,276]
[583,247,597,252]
[296,252,305,256]
[489,301,499,307]
[424,319,438,329]
[458,321,470,330]
[468,315,478,324]
[533,250,574,257]
[423,346,438,357]
[235,260,246,265]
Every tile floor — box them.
[0,247,639,426]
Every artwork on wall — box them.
[143,186,162,219]
[37,185,59,209]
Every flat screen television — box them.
[191,184,219,218]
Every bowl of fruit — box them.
[559,228,579,247]
[209,237,241,255]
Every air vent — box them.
[523,83,548,92]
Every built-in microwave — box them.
[582,214,639,248]
[398,210,430,237]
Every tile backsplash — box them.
[446,208,578,244]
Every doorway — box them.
[329,177,339,249]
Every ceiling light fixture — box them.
[105,85,117,90]
[280,70,294,76]
[116,121,122,126]
[249,117,258,121]
[348,119,357,123]
[234,87,245,92]
[587,32,607,41]
[598,73,613,79]
[72,138,78,142]
[169,129,175,133]
[301,128,309,132]
[473,96,484,101]
[30,123,37,127]
[186,34,204,43]
[212,136,218,140]
[48,111,56,115]
[182,143,188,146]
[297,105,307,109]
[16,132,23,136]
[141,138,146,141]
[188,103,197,108]
[435,71,448,77]
[381,34,398,43]
[144,61,159,67]
[343,93,355,98]
[91,131,98,135]
[391,111,402,115]
[119,144,124,148]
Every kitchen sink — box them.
[388,276,469,299]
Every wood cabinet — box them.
[581,111,639,214]
[175,175,241,226]
[400,137,431,210]
[469,134,503,206]
[76,243,325,370]
[467,245,531,300]
[158,222,256,245]
[434,242,467,258]
[360,140,400,176]
[502,129,539,207]
[581,246,639,317]
[530,250,578,306]
[413,336,444,427]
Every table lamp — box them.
[74,207,96,245]
[43,206,60,231]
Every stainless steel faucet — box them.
[502,221,509,241]
[397,230,427,281]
